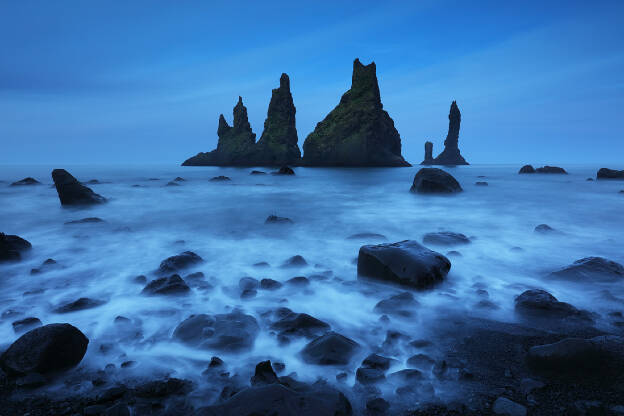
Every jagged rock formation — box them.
[302,59,410,167]
[421,141,434,165]
[183,97,256,166]
[426,101,468,165]
[51,169,106,206]
[254,74,301,165]
[597,168,624,179]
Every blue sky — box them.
[1,0,623,165]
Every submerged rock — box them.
[535,166,567,174]
[260,278,283,290]
[518,165,535,174]
[410,168,462,194]
[250,170,266,175]
[358,240,451,289]
[300,331,360,365]
[0,232,32,262]
[374,292,419,317]
[274,166,295,175]
[534,224,555,233]
[422,231,470,246]
[475,181,488,186]
[281,255,308,268]
[210,176,231,182]
[1,323,88,374]
[514,289,593,323]
[10,177,40,186]
[51,169,106,206]
[597,168,624,179]
[302,59,410,167]
[12,317,42,334]
[142,275,190,295]
[157,251,203,274]
[64,217,105,225]
[265,215,293,224]
[347,232,387,240]
[548,257,624,282]
[270,311,330,340]
[173,311,260,352]
[54,297,106,313]
[429,101,469,165]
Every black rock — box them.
[12,317,42,333]
[362,353,392,371]
[142,274,190,295]
[174,177,185,182]
[157,251,203,274]
[286,276,310,286]
[271,311,330,339]
[406,353,435,369]
[10,177,41,186]
[374,292,419,317]
[15,372,47,388]
[366,397,390,414]
[54,297,106,313]
[410,168,462,194]
[134,377,192,398]
[253,261,270,268]
[356,367,385,384]
[597,168,624,179]
[265,215,293,224]
[250,360,278,386]
[210,176,231,181]
[1,323,88,374]
[421,141,434,165]
[422,231,470,246]
[239,277,259,291]
[51,169,106,206]
[300,331,360,365]
[518,165,535,174]
[428,101,469,165]
[274,166,295,175]
[260,278,283,290]
[534,224,555,233]
[240,289,257,299]
[281,255,308,268]
[535,166,567,174]
[475,181,488,186]
[387,368,423,383]
[173,311,260,352]
[549,257,624,282]
[514,289,594,323]
[30,258,58,275]
[64,217,105,225]
[250,170,267,175]
[0,232,32,262]
[166,181,180,186]
[357,240,451,289]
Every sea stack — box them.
[428,101,468,165]
[52,169,106,206]
[302,59,410,167]
[254,74,301,166]
[421,141,434,165]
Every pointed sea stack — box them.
[429,101,468,165]
[302,59,410,167]
[421,141,434,165]
[52,169,106,206]
[182,97,256,166]
[254,74,301,166]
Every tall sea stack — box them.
[254,73,301,165]
[422,101,468,166]
[302,59,410,167]
[421,141,434,165]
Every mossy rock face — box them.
[302,59,410,167]
[254,73,301,166]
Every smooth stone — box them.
[300,332,360,365]
[374,292,419,317]
[410,168,462,194]
[346,233,387,240]
[534,224,555,233]
[157,251,203,274]
[260,278,283,290]
[422,231,470,246]
[210,176,231,181]
[281,255,308,268]
[286,276,310,286]
[270,311,330,339]
[274,166,295,175]
[54,297,106,313]
[0,232,32,262]
[548,257,624,282]
[515,289,593,323]
[173,311,260,352]
[142,274,190,295]
[475,181,488,186]
[12,317,42,333]
[250,170,267,175]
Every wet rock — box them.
[265,215,293,224]
[357,240,451,289]
[253,261,270,268]
[250,360,278,386]
[410,168,462,194]
[239,277,259,291]
[30,258,59,275]
[549,256,624,282]
[492,397,526,416]
[356,367,385,384]
[515,289,594,323]
[597,168,624,179]
[51,169,106,206]
[535,166,567,174]
[240,289,257,299]
[286,276,310,286]
[210,176,231,181]
[534,224,555,233]
[10,177,41,186]
[135,377,193,398]
[347,233,387,240]
[209,356,224,368]
[422,231,470,246]
[475,181,488,186]
[250,170,266,175]
[173,311,260,352]
[300,331,360,365]
[185,271,205,280]
[429,101,469,165]
[407,353,435,369]
[366,397,390,414]
[447,250,461,258]
[174,177,185,182]
[64,217,105,225]
[271,311,330,339]
[157,251,203,274]
[274,166,295,175]
[142,274,190,295]
[15,372,47,388]
[281,255,307,268]
[518,165,535,174]
[12,317,42,333]
[302,58,409,167]
[133,275,147,284]
[374,292,419,317]
[54,297,106,313]
[166,181,180,186]
[0,232,32,262]
[260,278,283,290]
[1,323,88,374]
[387,369,423,382]
[195,382,352,416]
[362,354,392,371]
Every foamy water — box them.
[1,164,623,405]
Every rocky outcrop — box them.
[254,74,301,165]
[421,141,434,165]
[302,59,410,167]
[427,101,468,165]
[519,165,536,174]
[535,166,567,174]
[410,168,462,193]
[0,232,31,262]
[548,257,624,282]
[52,169,106,206]
[10,177,40,186]
[300,332,360,365]
[597,168,624,179]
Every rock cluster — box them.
[0,232,31,262]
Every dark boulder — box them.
[250,360,278,386]
[358,240,451,289]
[362,354,392,371]
[356,367,385,384]
[597,168,624,179]
[173,311,260,352]
[286,276,309,286]
[166,181,180,186]
[535,166,567,174]
[374,292,419,317]
[265,215,293,224]
[271,311,330,339]
[157,251,203,274]
[0,232,32,262]
[12,317,42,334]
[64,217,105,225]
[518,165,535,174]
[142,274,190,295]
[239,277,259,291]
[548,256,624,282]
[54,297,106,313]
[429,101,469,165]
[281,255,308,268]
[51,169,106,206]
[260,278,283,290]
[1,323,88,374]
[210,176,231,182]
[274,166,295,175]
[174,177,185,182]
[300,331,360,365]
[514,289,594,323]
[250,170,267,175]
[302,59,410,167]
[10,177,40,186]
[422,231,470,246]
[410,168,462,194]
[534,224,555,233]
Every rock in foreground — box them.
[358,240,450,289]
[514,289,593,323]
[597,168,624,179]
[1,323,88,374]
[410,168,462,194]
[51,169,106,206]
[0,232,32,262]
[548,257,624,282]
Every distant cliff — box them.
[421,101,468,166]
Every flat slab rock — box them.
[549,256,624,282]
[422,231,470,246]
[358,240,450,289]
